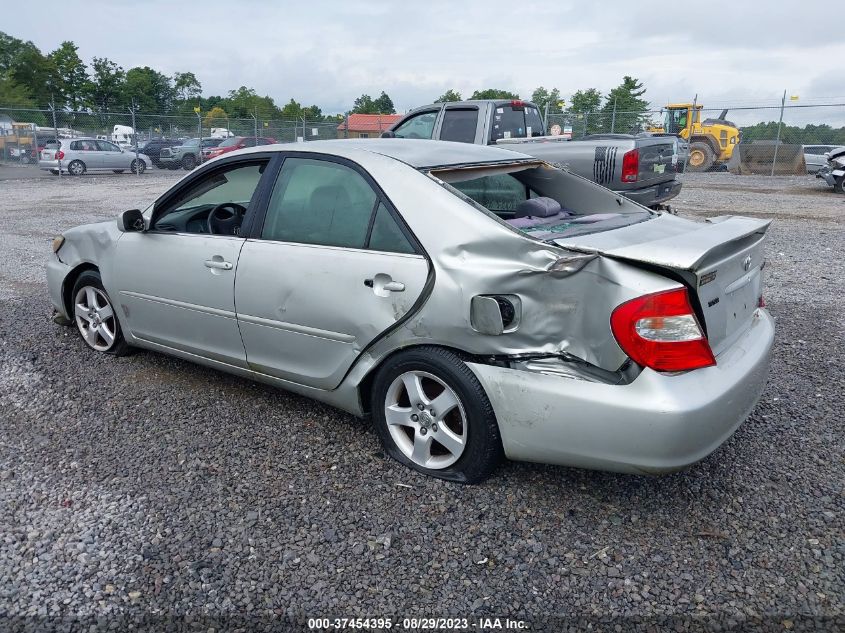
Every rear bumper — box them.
[467,308,774,474]
[620,178,682,207]
[39,159,60,172]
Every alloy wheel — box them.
[384,370,467,469]
[73,285,118,352]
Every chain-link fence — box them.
[2,102,844,175]
[546,102,845,174]
[0,106,343,167]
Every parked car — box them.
[158,138,222,170]
[205,136,277,159]
[804,144,845,174]
[816,146,845,193]
[47,139,774,483]
[135,138,183,168]
[200,138,225,159]
[385,100,681,208]
[39,138,151,175]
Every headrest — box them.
[310,185,351,210]
[514,196,562,218]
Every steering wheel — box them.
[207,203,247,236]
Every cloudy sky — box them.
[11,0,845,124]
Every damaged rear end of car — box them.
[358,155,774,475]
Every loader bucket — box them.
[728,143,806,175]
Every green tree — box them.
[352,94,376,114]
[123,66,174,112]
[173,71,201,101]
[569,88,602,113]
[0,75,35,107]
[435,89,462,103]
[372,91,395,114]
[86,57,125,112]
[203,105,228,128]
[530,86,562,111]
[280,98,304,119]
[469,88,519,100]
[225,86,280,119]
[10,44,58,108]
[601,76,650,133]
[48,41,89,110]
[303,105,323,121]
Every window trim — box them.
[247,151,424,256]
[147,153,279,237]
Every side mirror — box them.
[380,130,396,138]
[117,209,145,233]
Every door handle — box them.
[204,259,233,270]
[383,281,405,292]
[364,274,405,296]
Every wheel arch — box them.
[356,343,479,418]
[62,262,100,317]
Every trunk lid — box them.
[553,214,770,355]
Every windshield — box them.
[181,139,199,147]
[664,109,688,134]
[490,104,545,142]
[430,162,652,241]
[218,137,240,147]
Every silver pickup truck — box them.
[385,99,682,208]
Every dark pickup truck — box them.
[385,99,682,208]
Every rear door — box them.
[235,154,429,389]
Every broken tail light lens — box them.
[610,287,716,372]
[621,149,639,182]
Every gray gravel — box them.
[0,170,843,630]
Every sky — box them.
[9,0,845,125]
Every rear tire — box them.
[834,175,845,194]
[687,142,715,172]
[50,169,59,175]
[70,271,130,356]
[370,347,503,484]
[113,170,125,173]
[67,160,86,176]
[182,154,196,170]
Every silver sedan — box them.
[47,139,774,483]
[39,138,151,175]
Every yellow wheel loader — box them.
[650,104,740,172]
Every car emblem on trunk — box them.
[743,256,752,271]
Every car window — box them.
[242,138,257,147]
[70,140,97,151]
[368,203,415,254]
[152,161,267,233]
[452,173,529,213]
[393,111,438,139]
[261,157,377,249]
[490,105,543,141]
[440,109,478,144]
[97,141,120,152]
[258,138,272,145]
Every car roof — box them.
[242,138,534,169]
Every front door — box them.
[96,140,124,170]
[113,158,272,367]
[235,155,429,389]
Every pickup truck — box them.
[385,99,682,208]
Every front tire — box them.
[182,154,196,170]
[67,160,86,176]
[370,347,502,484]
[687,142,715,172]
[71,271,130,356]
[130,159,146,174]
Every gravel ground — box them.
[0,170,843,631]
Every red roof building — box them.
[337,113,402,138]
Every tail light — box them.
[621,149,639,182]
[610,287,715,372]
[55,150,65,160]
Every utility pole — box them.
[682,94,697,174]
[129,99,139,176]
[50,95,60,179]
[610,98,618,133]
[771,89,787,177]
